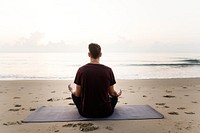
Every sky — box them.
[0,0,200,53]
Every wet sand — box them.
[0,78,200,133]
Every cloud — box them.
[0,32,82,52]
[0,31,200,53]
[15,32,45,46]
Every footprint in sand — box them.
[51,91,56,93]
[62,123,77,128]
[184,112,195,114]
[79,123,99,132]
[192,101,198,103]
[155,103,169,108]
[68,103,75,105]
[155,103,166,106]
[164,106,170,108]
[8,109,20,111]
[63,123,99,132]
[182,86,188,89]
[47,98,53,102]
[105,126,113,131]
[13,97,21,99]
[163,95,176,98]
[47,98,60,102]
[168,112,179,115]
[29,108,36,111]
[65,97,72,100]
[14,104,22,107]
[177,107,186,110]
[165,90,172,93]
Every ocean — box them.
[0,52,200,80]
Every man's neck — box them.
[90,58,100,64]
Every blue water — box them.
[0,52,200,80]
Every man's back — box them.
[69,43,121,118]
[74,63,116,117]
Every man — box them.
[68,43,122,118]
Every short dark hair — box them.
[88,43,101,59]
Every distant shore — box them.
[0,78,200,133]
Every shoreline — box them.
[0,78,200,132]
[1,77,200,81]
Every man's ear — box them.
[88,52,91,57]
[99,52,102,57]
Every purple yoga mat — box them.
[23,105,164,123]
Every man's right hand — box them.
[117,89,122,97]
[68,84,73,93]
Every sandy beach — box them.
[0,78,200,133]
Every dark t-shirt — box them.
[74,63,116,117]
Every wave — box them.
[119,63,200,67]
[0,74,72,80]
[118,58,200,67]
[181,59,200,63]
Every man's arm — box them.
[68,84,81,97]
[108,85,122,97]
